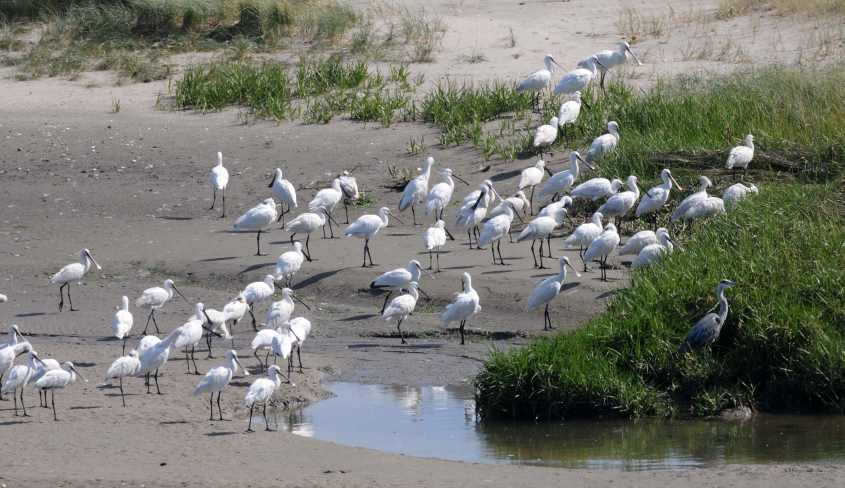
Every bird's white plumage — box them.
[309,178,346,214]
[50,248,101,285]
[519,160,546,190]
[223,295,247,326]
[137,327,182,376]
[571,178,624,201]
[270,168,297,210]
[0,341,31,379]
[632,229,674,268]
[383,283,419,322]
[538,152,587,199]
[193,350,248,396]
[554,55,602,95]
[723,183,759,209]
[537,196,572,219]
[516,54,559,93]
[598,175,639,219]
[35,361,85,391]
[275,242,305,283]
[135,279,178,310]
[527,257,579,311]
[344,207,393,239]
[423,220,448,251]
[244,365,283,407]
[234,198,278,232]
[578,41,642,73]
[399,157,435,212]
[264,288,298,330]
[426,169,459,216]
[209,152,229,191]
[27,354,60,387]
[104,350,141,382]
[726,134,754,170]
[286,211,326,235]
[533,117,559,149]
[636,169,682,218]
[619,228,665,256]
[583,223,620,264]
[489,191,530,219]
[339,172,359,201]
[1,350,39,395]
[478,202,517,247]
[243,275,275,306]
[558,92,582,127]
[174,303,206,350]
[586,121,620,163]
[441,273,481,326]
[671,176,713,222]
[112,295,133,340]
[371,260,423,291]
[517,208,567,243]
[563,212,604,248]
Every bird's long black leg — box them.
[52,391,57,421]
[380,291,392,314]
[247,405,255,432]
[264,404,271,431]
[436,249,440,272]
[397,318,406,344]
[467,229,474,249]
[152,310,160,334]
[217,391,224,421]
[154,369,161,394]
[362,241,368,268]
[57,283,65,312]
[255,230,264,256]
[184,345,191,373]
[365,239,375,266]
[254,349,263,371]
[146,372,151,394]
[328,216,335,238]
[206,331,213,359]
[12,388,18,416]
[497,240,505,265]
[67,283,77,311]
[538,241,546,269]
[297,346,303,373]
[491,242,496,264]
[305,234,312,262]
[210,188,217,210]
[20,388,28,416]
[529,187,535,215]
[530,240,538,268]
[209,394,214,421]
[191,345,199,375]
[143,309,153,335]
[460,320,466,345]
[428,249,433,270]
[411,205,417,226]
[120,377,126,408]
[249,305,257,331]
[221,189,225,218]
[546,234,553,258]
[344,202,350,224]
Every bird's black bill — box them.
[292,294,312,311]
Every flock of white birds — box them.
[0,43,760,431]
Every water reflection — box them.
[278,382,845,471]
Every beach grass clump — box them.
[475,183,845,420]
[295,55,368,96]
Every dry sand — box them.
[1,0,843,486]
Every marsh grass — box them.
[476,183,845,420]
[718,0,845,19]
[615,7,667,42]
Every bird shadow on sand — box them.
[158,216,194,221]
[338,314,378,322]
[229,381,251,388]
[480,269,516,275]
[597,288,621,299]
[160,420,189,425]
[490,169,522,182]
[15,312,46,318]
[69,405,102,410]
[206,431,239,437]
[442,265,473,270]
[560,283,580,292]
[293,268,348,290]
[386,232,417,237]
[237,262,275,275]
[0,420,32,426]
[198,256,239,262]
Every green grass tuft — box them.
[475,183,845,420]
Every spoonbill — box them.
[519,160,552,212]
[633,228,674,268]
[583,223,620,281]
[672,178,725,223]
[193,350,249,421]
[339,170,360,224]
[538,151,592,203]
[457,181,499,247]
[554,55,606,95]
[269,168,297,227]
[488,191,530,221]
[0,341,31,397]
[537,196,572,251]
[723,183,759,209]
[251,324,287,371]
[586,121,620,164]
[671,176,714,222]
[636,169,683,228]
[34,360,87,421]
[726,134,754,178]
[399,157,435,225]
[233,198,278,256]
[175,303,218,375]
[517,207,568,268]
[579,41,643,89]
[275,242,306,287]
[370,260,427,313]
[242,274,276,331]
[112,296,133,354]
[287,316,312,374]
[382,282,419,344]
[516,54,563,112]
[270,331,295,378]
[196,306,232,358]
[49,248,102,312]
[478,200,522,265]
[598,175,640,227]
[27,351,60,407]
[563,211,604,269]
[0,323,23,350]
[286,209,337,259]
[208,151,229,218]
[221,294,247,339]
[244,364,284,432]
[103,350,141,407]
[250,290,310,369]
[619,227,668,256]
[0,294,6,302]
[1,348,41,416]
[679,280,736,353]
[527,256,581,330]
[309,178,353,238]
[423,220,447,272]
[571,177,624,202]
[558,91,585,140]
[137,327,182,394]
[426,169,468,221]
[441,272,481,345]
[135,279,189,335]
[533,117,560,159]
[344,206,403,267]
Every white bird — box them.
[2,348,41,416]
[103,350,141,407]
[35,360,87,421]
[619,227,668,256]
[517,207,568,269]
[275,242,306,287]
[636,169,683,226]
[527,256,580,330]
[672,177,726,223]
[598,175,640,226]
[338,170,360,224]
[27,349,60,407]
[250,289,310,370]
[562,211,604,269]
[174,302,211,375]
[49,248,102,312]
[633,228,674,268]
[370,260,426,313]
[112,295,134,354]
[725,134,755,177]
[269,168,297,227]
[489,191,531,221]
[208,151,229,217]
[554,55,606,95]
[457,181,499,248]
[233,198,278,256]
[399,157,435,225]
[222,295,248,336]
[679,279,736,353]
[538,151,592,202]
[440,272,481,345]
[0,293,6,302]
[242,274,276,331]
[1,341,32,402]
[286,209,334,259]
[382,282,419,344]
[196,307,232,359]
[423,220,447,272]
[193,350,249,421]
[287,316,312,374]
[270,330,295,377]
[309,178,353,238]
[135,279,188,335]
[578,41,643,89]
[723,183,759,209]
[0,323,23,350]
[671,176,714,222]
[586,121,621,164]
[426,168,468,221]
[533,117,560,158]
[558,91,584,136]
[137,327,182,394]
[251,325,287,371]
[571,177,624,202]
[583,223,620,281]
[244,364,284,432]
[344,206,402,267]
[519,160,551,213]
[517,54,563,112]
[478,200,521,265]
[536,196,573,252]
